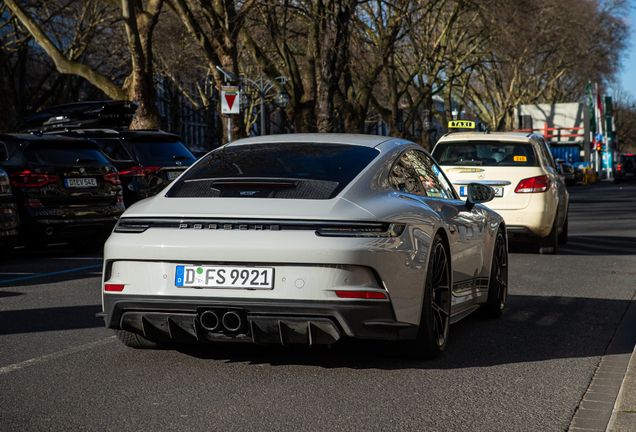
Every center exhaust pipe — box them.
[200,311,221,331]
[222,311,243,332]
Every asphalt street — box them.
[0,180,635,431]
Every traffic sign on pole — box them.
[221,86,240,114]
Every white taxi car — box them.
[432,129,568,254]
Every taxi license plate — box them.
[175,265,274,289]
[459,186,504,197]
[65,178,97,188]
[167,171,182,180]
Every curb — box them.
[606,342,636,431]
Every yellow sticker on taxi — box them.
[513,156,527,162]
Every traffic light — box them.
[596,142,602,151]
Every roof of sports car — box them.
[226,133,396,148]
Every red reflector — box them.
[119,166,160,177]
[103,172,121,185]
[104,284,124,292]
[335,291,387,299]
[515,175,550,193]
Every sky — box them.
[616,4,636,100]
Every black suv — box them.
[614,153,636,184]
[0,144,19,259]
[0,134,124,251]
[18,101,197,207]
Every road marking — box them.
[0,272,37,275]
[0,264,102,285]
[0,337,117,374]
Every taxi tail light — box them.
[617,164,622,171]
[11,171,59,188]
[103,172,121,184]
[336,291,387,299]
[515,175,550,193]
[119,166,160,177]
[104,284,124,292]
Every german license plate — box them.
[65,178,97,188]
[459,186,504,197]
[175,265,274,289]
[167,171,182,180]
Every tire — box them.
[538,213,558,255]
[401,233,451,359]
[558,213,568,245]
[479,229,508,319]
[115,329,161,349]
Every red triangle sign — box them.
[225,94,237,110]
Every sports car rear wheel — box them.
[479,229,508,319]
[115,329,161,349]
[402,233,450,359]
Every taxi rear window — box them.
[432,141,538,167]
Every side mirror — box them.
[465,183,494,210]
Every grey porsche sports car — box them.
[99,133,508,359]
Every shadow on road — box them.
[0,305,103,336]
[97,293,633,371]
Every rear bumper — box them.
[20,212,121,243]
[100,294,417,345]
[491,198,556,238]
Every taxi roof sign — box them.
[448,120,475,129]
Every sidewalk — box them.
[607,345,636,431]
[569,296,636,431]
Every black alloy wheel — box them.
[479,229,508,319]
[402,233,451,359]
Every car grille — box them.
[114,218,389,233]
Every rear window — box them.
[93,139,133,161]
[432,141,538,167]
[128,136,195,163]
[23,142,109,165]
[168,142,380,199]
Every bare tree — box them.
[3,0,164,129]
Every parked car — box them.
[555,159,577,186]
[614,153,636,184]
[0,134,125,251]
[60,129,197,206]
[99,133,508,359]
[432,130,568,254]
[19,101,197,207]
[0,143,19,259]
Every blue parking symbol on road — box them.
[175,266,184,286]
